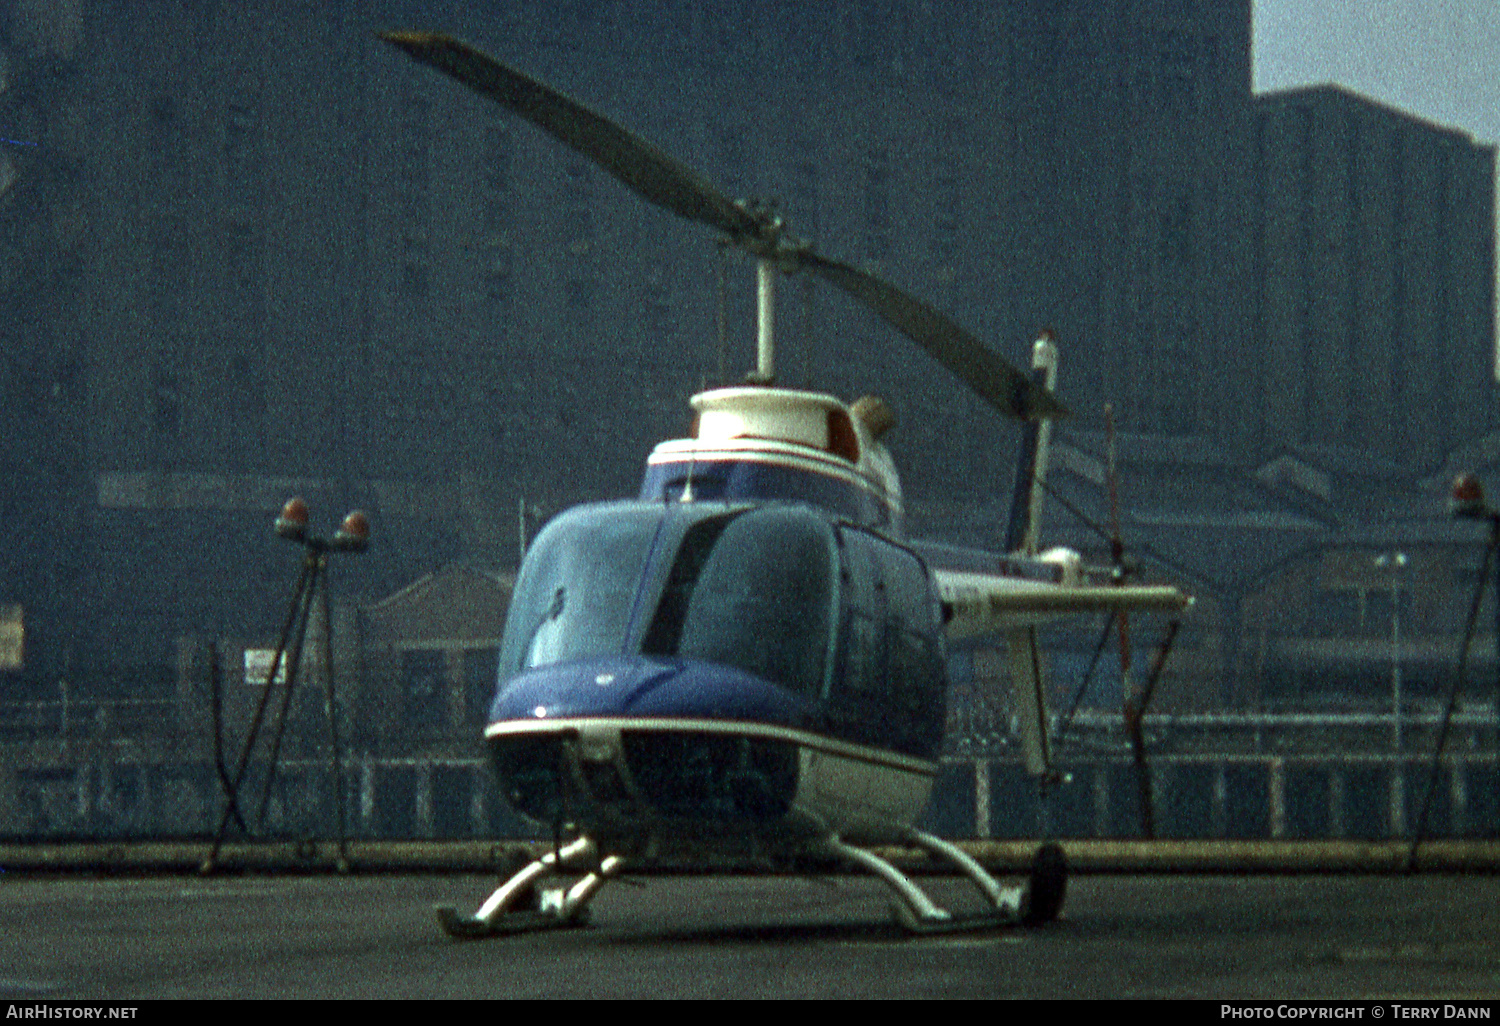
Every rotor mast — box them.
[756,259,776,383]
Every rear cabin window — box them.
[832,527,945,749]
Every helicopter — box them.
[380,31,1192,938]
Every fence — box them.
[4,751,1496,843]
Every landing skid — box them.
[435,831,1065,940]
[435,835,624,940]
[823,832,1067,935]
[435,904,590,939]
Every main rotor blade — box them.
[379,31,766,243]
[801,253,1068,420]
[383,31,1064,421]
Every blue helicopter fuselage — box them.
[486,494,948,849]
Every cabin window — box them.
[829,527,946,752]
[872,535,940,631]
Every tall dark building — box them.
[1251,85,1497,470]
[0,0,1491,701]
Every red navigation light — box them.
[275,497,310,541]
[1451,474,1488,519]
[332,510,370,553]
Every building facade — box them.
[1251,85,1497,471]
[0,0,1491,715]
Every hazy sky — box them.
[1253,0,1500,147]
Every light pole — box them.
[202,497,369,874]
[1412,475,1500,867]
[1374,551,1408,751]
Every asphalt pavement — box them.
[2,869,1499,999]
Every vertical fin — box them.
[1003,332,1059,555]
[1005,627,1053,777]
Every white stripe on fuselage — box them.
[485,715,937,776]
[485,715,937,843]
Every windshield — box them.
[499,503,838,697]
[498,505,665,676]
[642,507,836,696]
